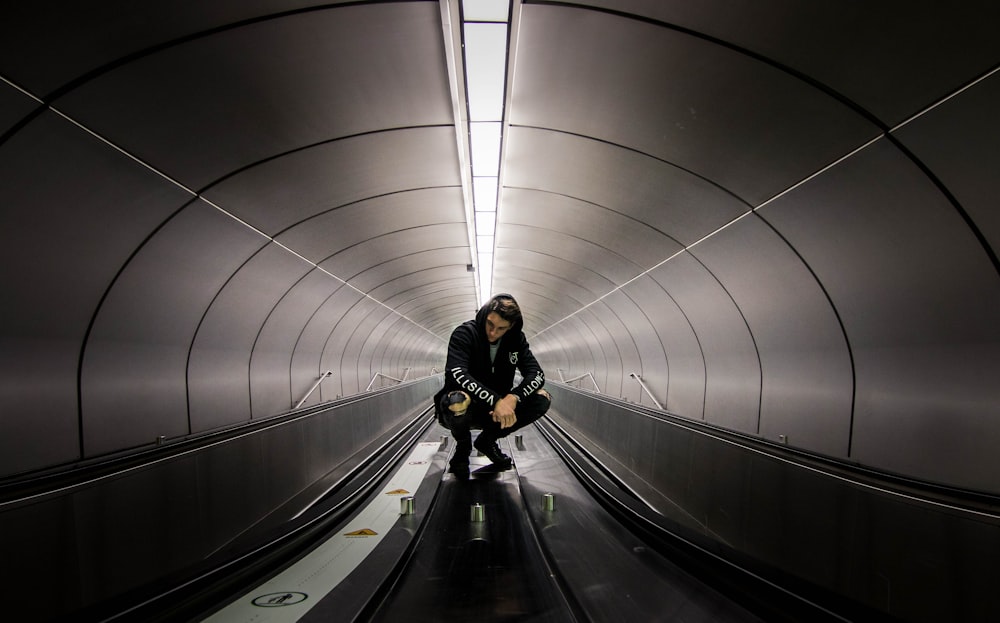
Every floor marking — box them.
[202,441,440,622]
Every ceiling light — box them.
[460,1,510,305]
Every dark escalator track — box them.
[196,413,862,622]
[339,424,767,623]
[362,464,579,622]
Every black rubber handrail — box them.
[534,415,901,623]
[75,411,435,623]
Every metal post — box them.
[400,496,415,515]
[563,372,601,393]
[365,372,403,391]
[295,371,332,409]
[629,372,663,410]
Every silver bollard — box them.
[542,493,556,512]
[470,503,485,522]
[400,496,415,515]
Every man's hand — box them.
[491,394,519,429]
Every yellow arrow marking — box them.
[344,528,377,537]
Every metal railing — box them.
[295,370,333,409]
[365,367,411,392]
[629,372,663,410]
[557,368,601,393]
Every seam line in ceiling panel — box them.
[503,184,686,247]
[200,124,457,197]
[890,63,1000,133]
[341,244,471,281]
[534,135,883,338]
[498,222,654,273]
[211,209,447,343]
[521,3,1000,323]
[270,185,463,238]
[884,62,1000,277]
[46,104,446,343]
[32,1,409,103]
[310,222,466,268]
[526,1,889,131]
[0,76,49,147]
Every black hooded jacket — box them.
[434,297,545,412]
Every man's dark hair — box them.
[488,294,521,326]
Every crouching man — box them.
[433,294,551,475]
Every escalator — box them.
[8,386,990,622]
[197,416,845,622]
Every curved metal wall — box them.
[0,378,438,622]
[2,1,999,502]
[509,2,1000,495]
[548,386,1000,623]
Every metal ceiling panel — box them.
[621,275,706,417]
[566,0,1000,124]
[496,225,645,289]
[492,249,612,323]
[691,215,853,456]
[500,187,683,270]
[324,224,471,286]
[250,269,345,416]
[280,187,464,264]
[0,1,358,95]
[893,72,1000,255]
[650,253,761,432]
[290,286,363,404]
[503,126,747,245]
[761,138,1000,491]
[0,81,36,136]
[510,4,879,205]
[366,265,474,306]
[188,243,315,432]
[322,298,393,392]
[1,0,998,497]
[0,111,191,473]
[55,3,453,189]
[205,126,462,236]
[347,247,471,292]
[82,200,267,454]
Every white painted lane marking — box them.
[202,441,439,622]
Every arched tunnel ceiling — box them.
[2,1,999,491]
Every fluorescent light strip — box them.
[461,1,510,305]
[470,121,501,176]
[463,0,509,21]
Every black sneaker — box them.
[473,435,512,469]
[449,441,471,476]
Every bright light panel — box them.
[478,252,493,299]
[470,122,501,176]
[463,22,507,121]
[460,1,509,305]
[477,234,494,253]
[475,210,496,236]
[473,177,497,212]
[463,0,509,21]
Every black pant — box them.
[438,391,551,445]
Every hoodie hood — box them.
[475,293,524,338]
